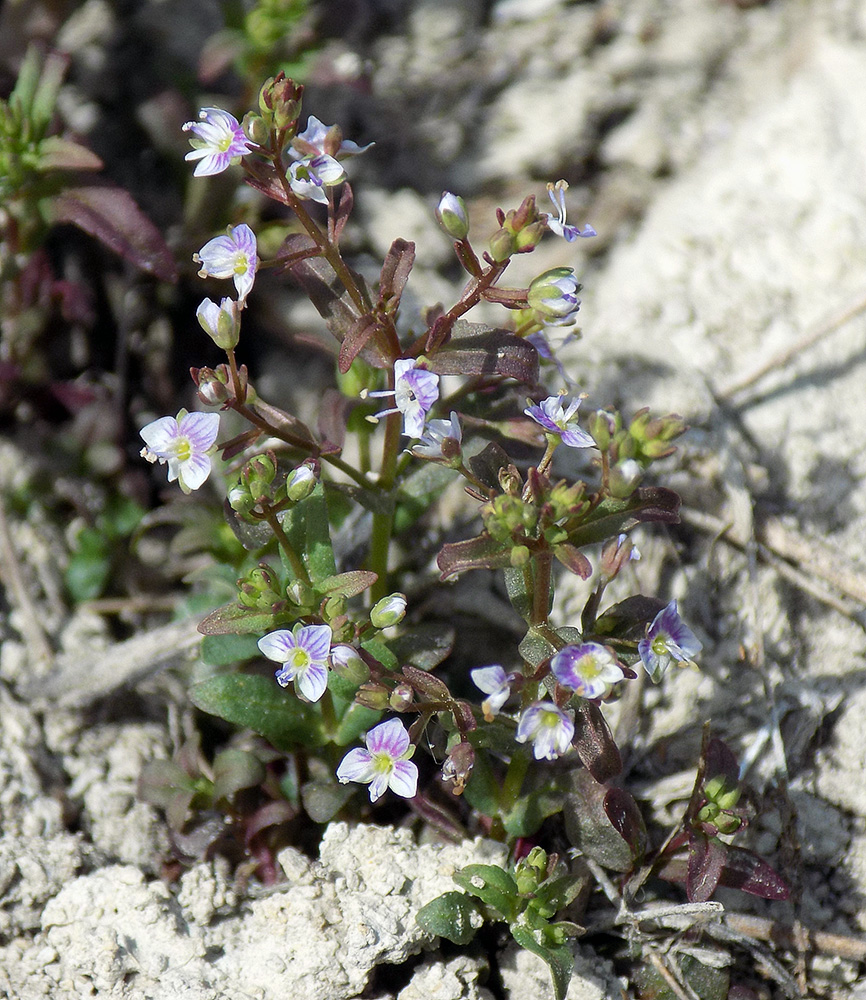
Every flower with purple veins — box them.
[526,329,578,386]
[290,116,373,160]
[525,394,595,449]
[411,411,462,461]
[544,180,597,242]
[182,108,254,177]
[139,409,220,493]
[516,702,575,761]
[367,359,440,438]
[194,224,258,306]
[638,600,703,683]
[551,642,624,700]
[288,154,346,205]
[258,623,333,702]
[526,267,582,327]
[470,664,513,721]
[336,718,418,803]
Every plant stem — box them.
[368,410,402,601]
[262,507,310,586]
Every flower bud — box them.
[227,478,256,516]
[286,463,317,501]
[527,267,582,327]
[441,740,475,795]
[588,409,615,451]
[510,544,531,568]
[355,682,390,711]
[242,111,269,146]
[191,366,230,405]
[389,682,414,711]
[513,220,546,252]
[370,593,407,628]
[330,645,370,685]
[608,458,642,499]
[435,192,469,240]
[488,227,515,263]
[196,297,241,350]
[237,564,284,610]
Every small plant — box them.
[137,74,788,999]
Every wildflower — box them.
[516,702,574,761]
[288,154,346,205]
[370,593,407,628]
[290,115,373,160]
[524,394,595,449]
[638,600,702,682]
[258,623,333,702]
[470,664,512,721]
[336,718,418,803]
[367,359,440,438]
[139,409,220,493]
[330,645,370,684]
[195,224,258,306]
[551,642,624,700]
[196,296,240,350]
[544,180,596,242]
[286,464,317,502]
[436,192,469,240]
[527,267,582,327]
[182,107,254,177]
[411,412,462,461]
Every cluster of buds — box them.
[697,774,744,835]
[228,456,317,521]
[488,195,547,262]
[246,73,304,149]
[237,563,286,612]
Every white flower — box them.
[139,409,220,493]
[182,107,253,177]
[258,623,333,702]
[516,702,574,761]
[544,180,596,242]
[336,719,418,803]
[470,664,512,720]
[288,154,346,205]
[194,224,258,306]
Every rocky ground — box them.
[3,0,866,996]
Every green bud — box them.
[286,464,317,501]
[330,645,370,685]
[527,267,581,326]
[488,227,515,263]
[242,111,268,147]
[714,813,743,835]
[227,477,256,516]
[389,683,414,711]
[196,297,240,351]
[608,459,642,499]
[370,593,407,628]
[513,220,546,252]
[510,545,530,568]
[436,192,469,240]
[355,683,390,711]
[588,410,614,451]
[236,564,283,610]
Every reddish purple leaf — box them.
[687,832,727,902]
[704,737,740,785]
[428,320,539,385]
[718,846,790,900]
[50,184,177,281]
[554,543,592,579]
[379,239,415,306]
[573,702,622,782]
[437,533,512,579]
[603,787,647,862]
[334,182,354,240]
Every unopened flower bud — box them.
[513,221,546,252]
[196,297,240,350]
[488,227,515,263]
[243,111,269,146]
[227,478,256,516]
[608,458,642,499]
[527,267,582,327]
[330,645,370,684]
[441,740,475,795]
[389,683,414,711]
[510,544,531,568]
[589,410,615,451]
[370,593,407,629]
[191,366,230,405]
[286,464,316,501]
[436,192,469,240]
[237,564,283,609]
[355,682,390,711]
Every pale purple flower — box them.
[524,394,595,449]
[411,411,462,460]
[544,180,596,242]
[638,600,702,682]
[195,224,258,305]
[288,154,346,205]
[139,409,220,493]
[368,359,440,438]
[336,718,418,803]
[526,267,582,327]
[471,665,512,720]
[551,642,624,700]
[258,623,333,702]
[290,115,373,160]
[516,702,574,761]
[182,107,254,176]
[526,330,578,386]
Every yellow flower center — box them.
[290,648,311,671]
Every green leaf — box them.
[563,770,637,872]
[190,674,326,750]
[65,529,110,601]
[510,921,574,1000]
[280,483,336,584]
[197,602,287,636]
[201,633,262,666]
[318,570,378,598]
[301,779,355,823]
[360,637,398,671]
[453,864,519,921]
[394,461,456,533]
[463,747,502,817]
[416,891,479,946]
[634,955,729,1000]
[501,781,567,839]
[37,136,102,172]
[333,701,382,746]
